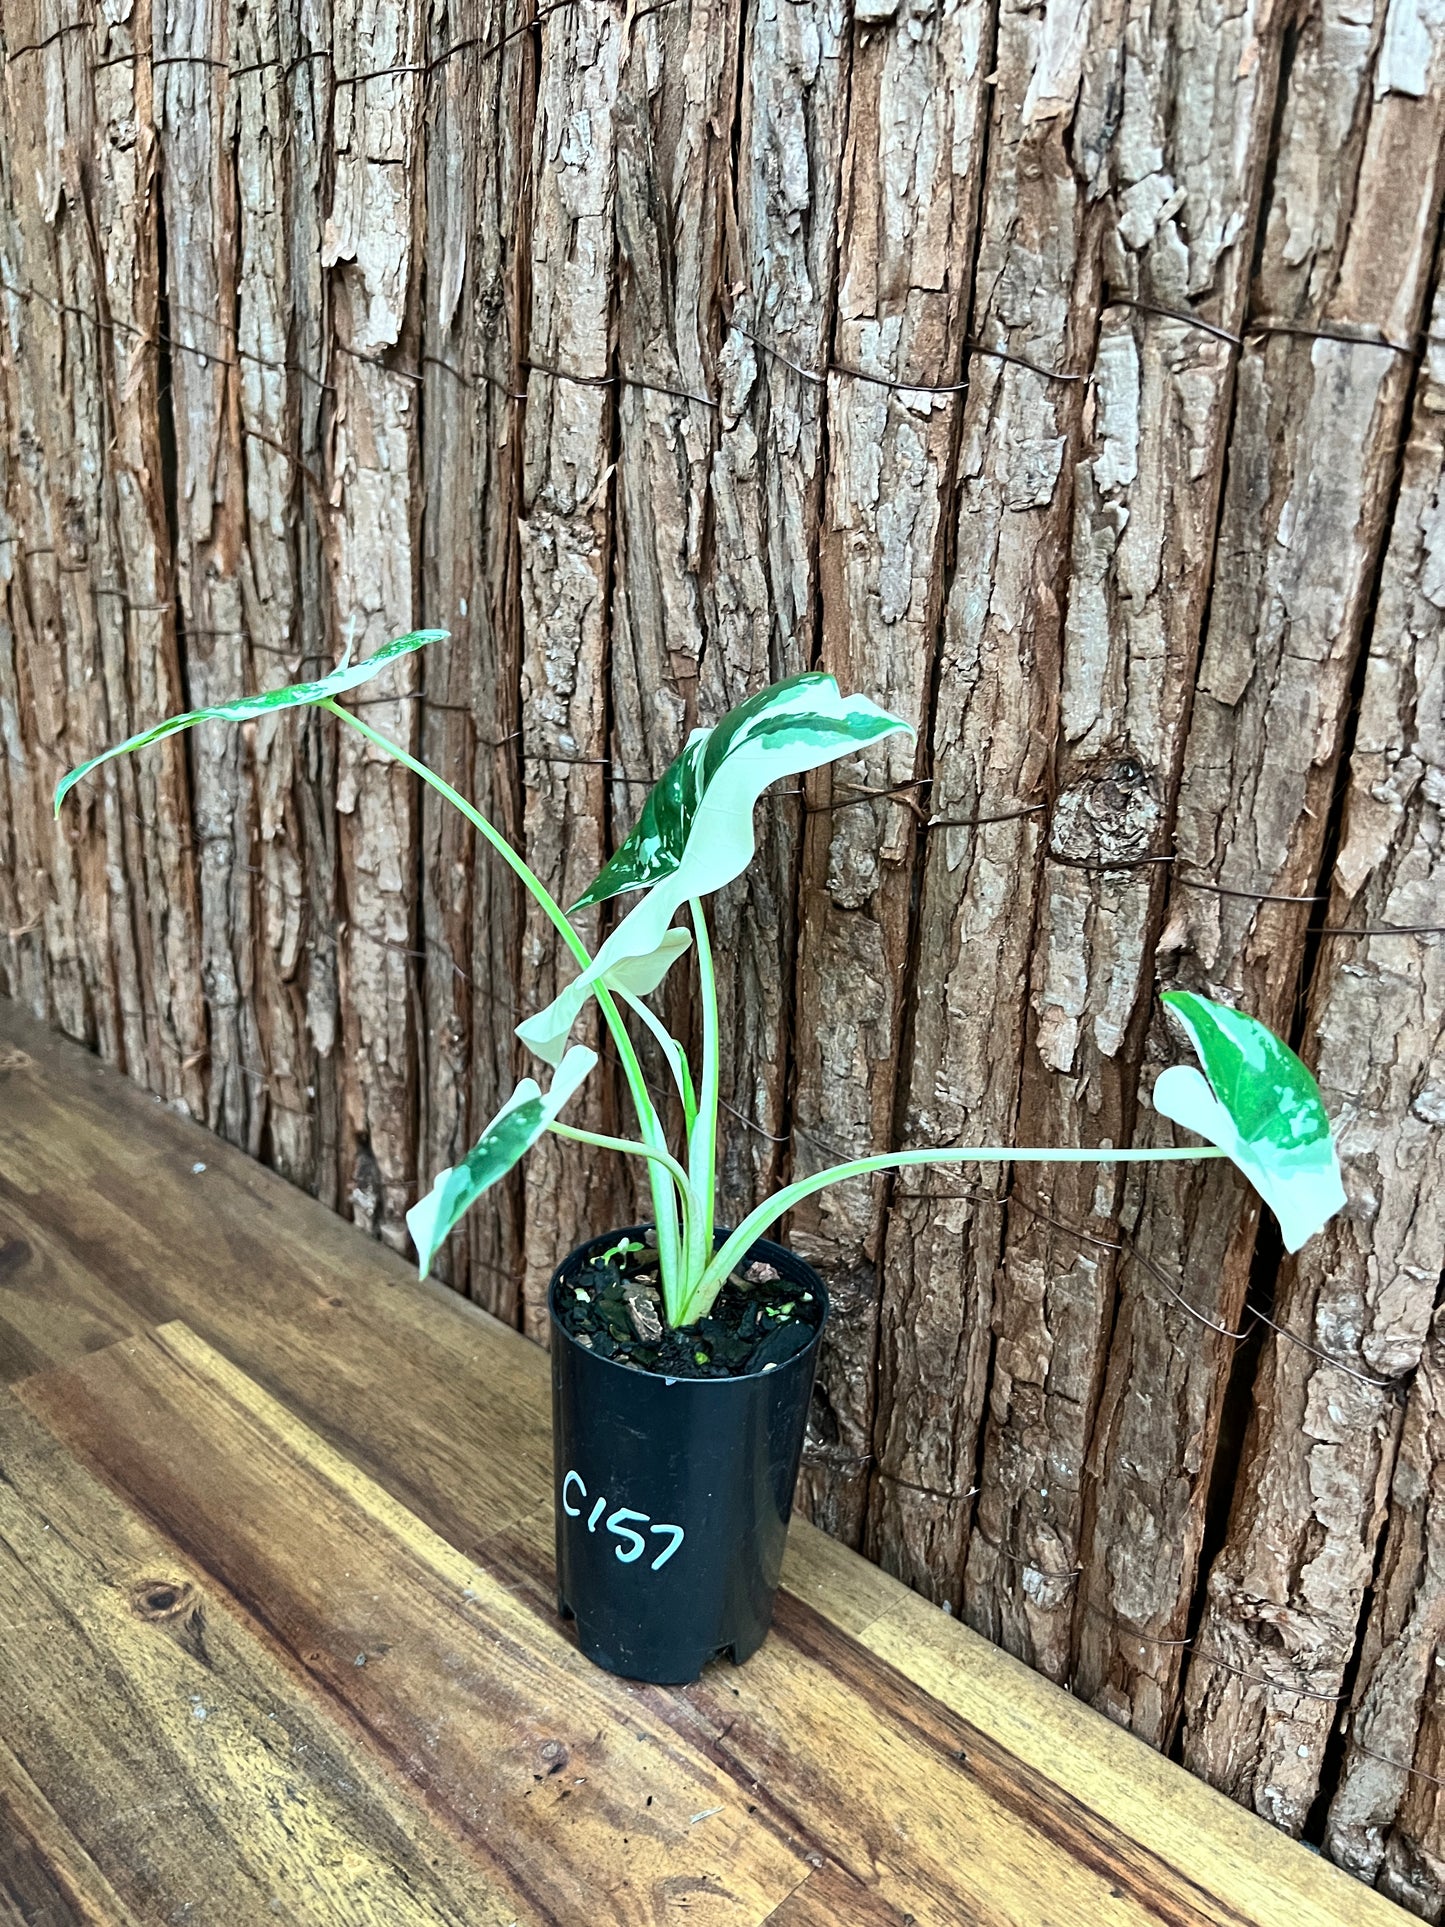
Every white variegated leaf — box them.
[406,1046,596,1277]
[518,674,911,1065]
[56,630,447,814]
[1152,992,1346,1253]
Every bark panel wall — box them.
[2,0,1442,1905]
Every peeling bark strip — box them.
[4,1,1445,1905]
[863,0,1122,1597]
[155,0,258,1157]
[787,0,992,1551]
[233,0,338,1202]
[418,0,528,1311]
[517,0,626,1333]
[325,0,428,1251]
[1075,0,1445,1750]
[961,0,1287,1682]
[1329,1307,1445,1915]
[698,0,852,1234]
[1188,275,1445,1861]
[609,0,738,1215]
[0,0,206,1107]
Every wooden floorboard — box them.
[0,996,1403,1926]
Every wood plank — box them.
[18,1323,812,1925]
[0,995,1398,1924]
[0,998,555,1546]
[0,1377,513,1925]
[849,1582,1404,1927]
[0,1747,141,1927]
[21,1320,1288,1927]
[781,1528,1404,1927]
[437,1493,1376,1927]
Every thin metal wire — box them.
[9,26,1439,1786]
[9,17,91,58]
[729,319,1085,395]
[1176,873,1327,907]
[1103,291,1442,358]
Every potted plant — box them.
[58,630,1347,1683]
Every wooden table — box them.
[0,996,1398,1927]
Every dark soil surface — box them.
[554,1232,824,1380]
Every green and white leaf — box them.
[1152,990,1345,1253]
[55,628,448,815]
[516,928,697,1072]
[406,1045,596,1277]
[518,673,911,1065]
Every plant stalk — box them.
[682,897,720,1315]
[692,1143,1228,1320]
[323,697,686,1289]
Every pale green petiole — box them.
[57,639,1346,1334]
[321,698,686,1295]
[684,898,720,1296]
[618,989,697,1132]
[686,1143,1229,1321]
[546,1122,700,1235]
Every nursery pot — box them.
[548,1226,828,1685]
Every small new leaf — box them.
[406,1046,596,1277]
[519,673,911,1064]
[1153,990,1345,1253]
[55,629,448,815]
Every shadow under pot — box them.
[548,1226,828,1686]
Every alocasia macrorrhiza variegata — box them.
[57,631,1347,1326]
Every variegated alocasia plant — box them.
[57,630,1347,1329]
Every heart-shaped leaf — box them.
[1152,990,1345,1253]
[406,1045,597,1278]
[55,629,448,815]
[518,673,911,1064]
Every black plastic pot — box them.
[548,1226,828,1685]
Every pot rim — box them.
[546,1222,829,1391]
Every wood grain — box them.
[0,994,1401,1926]
[2,0,1443,1898]
[0,1378,499,1925]
[11,1311,1387,1927]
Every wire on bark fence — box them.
[9,0,1441,1804]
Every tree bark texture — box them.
[1,0,1442,1905]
